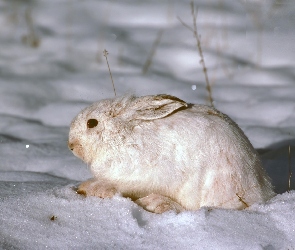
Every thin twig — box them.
[103,49,116,97]
[142,29,164,75]
[236,193,249,208]
[177,16,194,32]
[22,8,40,48]
[288,145,292,192]
[178,3,214,107]
[190,1,214,107]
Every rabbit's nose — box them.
[68,141,75,150]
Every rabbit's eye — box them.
[87,119,98,128]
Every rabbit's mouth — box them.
[68,141,84,160]
[68,140,75,152]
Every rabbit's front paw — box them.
[77,179,117,198]
[135,193,184,214]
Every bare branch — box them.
[142,29,164,75]
[190,1,214,107]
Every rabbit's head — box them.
[68,94,188,165]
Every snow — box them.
[0,0,295,249]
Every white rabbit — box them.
[68,94,275,213]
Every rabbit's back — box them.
[125,104,275,209]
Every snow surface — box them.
[1,0,295,249]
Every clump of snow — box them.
[0,0,295,249]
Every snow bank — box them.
[0,0,295,249]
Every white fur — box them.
[68,94,275,213]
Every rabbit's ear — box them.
[132,94,188,120]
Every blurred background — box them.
[0,0,294,192]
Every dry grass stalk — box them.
[66,0,73,55]
[178,1,214,107]
[22,8,40,48]
[190,1,214,107]
[103,49,116,96]
[236,193,249,208]
[288,145,292,192]
[142,29,164,75]
[240,2,263,67]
